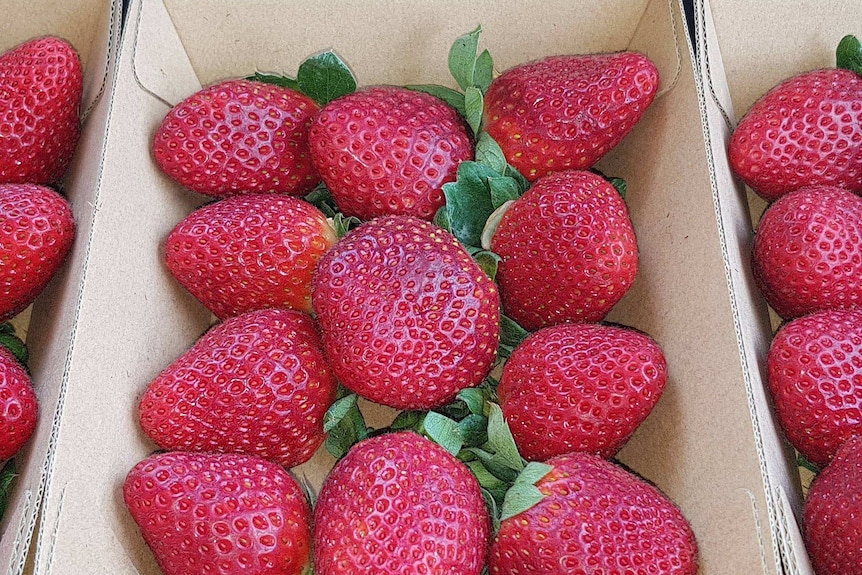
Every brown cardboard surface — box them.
[26,0,789,573]
[0,2,123,575]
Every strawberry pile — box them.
[730,35,862,575]
[125,27,699,575]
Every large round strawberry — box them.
[490,170,638,331]
[498,323,666,461]
[124,451,311,575]
[489,452,698,575]
[752,185,862,319]
[309,86,473,221]
[767,309,862,468]
[0,346,38,461]
[0,37,83,185]
[153,79,320,198]
[484,52,659,182]
[730,68,862,202]
[139,309,337,468]
[0,183,76,321]
[313,432,490,575]
[164,193,336,319]
[312,216,500,410]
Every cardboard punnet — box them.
[21,0,798,573]
[0,2,123,575]
[694,0,862,573]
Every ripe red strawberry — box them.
[165,193,336,319]
[312,216,500,409]
[490,170,638,331]
[484,52,659,182]
[489,452,698,575]
[0,37,83,185]
[313,431,490,575]
[309,86,473,221]
[0,183,75,321]
[0,347,37,461]
[752,185,862,319]
[139,309,337,468]
[804,435,862,575]
[767,309,862,468]
[498,323,666,461]
[124,451,311,575]
[730,69,862,202]
[153,79,320,198]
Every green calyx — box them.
[247,50,357,106]
[836,35,862,75]
[0,323,29,369]
[0,459,17,523]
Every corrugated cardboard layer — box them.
[33,0,783,573]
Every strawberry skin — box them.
[313,432,490,575]
[752,185,862,319]
[0,37,83,185]
[489,452,698,575]
[165,193,336,319]
[124,451,311,575]
[153,79,320,198]
[312,216,500,409]
[767,309,862,468]
[139,309,337,469]
[804,435,862,575]
[491,170,638,331]
[484,52,658,181]
[0,347,38,461]
[498,323,666,461]
[730,69,862,202]
[309,86,473,221]
[0,184,75,321]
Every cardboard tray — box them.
[10,0,810,572]
[0,2,123,574]
[693,0,862,573]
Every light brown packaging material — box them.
[694,0,861,574]
[0,2,123,575]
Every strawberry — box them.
[153,79,320,198]
[729,68,862,202]
[767,308,862,468]
[313,431,490,575]
[308,86,473,221]
[124,451,311,575]
[0,346,37,461]
[0,37,83,185]
[804,435,862,575]
[498,323,666,461]
[0,183,75,321]
[752,185,862,319]
[139,309,337,468]
[489,452,698,575]
[164,193,336,319]
[490,170,638,331]
[483,52,659,182]
[312,215,500,410]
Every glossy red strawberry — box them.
[153,79,320,198]
[730,69,862,202]
[139,309,337,468]
[752,185,862,319]
[489,452,698,575]
[767,309,862,468]
[498,323,666,461]
[309,86,473,221]
[491,170,638,331]
[0,347,37,461]
[124,451,311,575]
[0,183,75,321]
[0,37,83,185]
[312,216,500,409]
[484,52,658,182]
[313,432,490,575]
[165,193,336,319]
